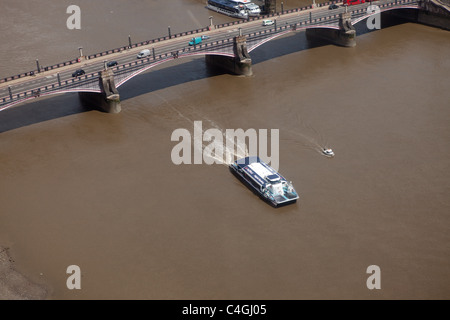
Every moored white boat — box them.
[229,0,261,16]
[206,0,249,19]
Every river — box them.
[0,0,449,299]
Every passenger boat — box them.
[229,156,299,207]
[206,0,249,19]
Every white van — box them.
[262,20,274,26]
[137,49,151,59]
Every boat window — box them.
[266,174,281,184]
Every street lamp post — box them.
[8,86,12,100]
[36,59,41,73]
[78,47,83,58]
[128,35,132,48]
[281,1,284,12]
[168,26,171,38]
[209,16,213,28]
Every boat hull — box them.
[206,4,248,19]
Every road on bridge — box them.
[0,1,399,105]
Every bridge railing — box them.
[0,24,212,85]
[244,0,417,46]
[85,26,211,60]
[0,70,102,108]
[213,0,341,29]
[0,0,343,84]
[0,58,81,85]
[20,9,369,91]
[111,38,237,79]
[1,36,240,107]
[0,0,418,89]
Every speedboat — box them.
[229,156,299,207]
[322,148,334,157]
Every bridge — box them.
[0,0,448,113]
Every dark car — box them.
[329,4,339,9]
[72,69,85,77]
[107,61,118,67]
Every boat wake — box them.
[155,93,249,166]
[196,119,250,166]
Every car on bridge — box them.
[137,49,151,59]
[201,35,210,40]
[262,20,274,26]
[329,4,339,9]
[107,61,118,67]
[189,37,203,46]
[72,69,85,77]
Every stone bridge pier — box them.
[305,12,357,47]
[418,0,450,30]
[205,35,253,76]
[79,69,121,113]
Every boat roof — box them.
[234,157,285,187]
[235,156,262,169]
[248,162,275,181]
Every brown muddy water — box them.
[0,0,449,299]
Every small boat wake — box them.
[283,112,334,157]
